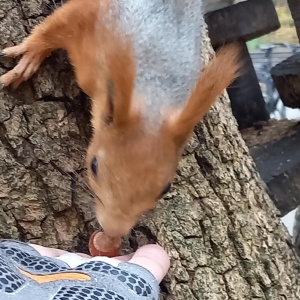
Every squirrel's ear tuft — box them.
[165,43,243,146]
[103,32,137,129]
[104,79,115,125]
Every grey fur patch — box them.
[102,0,204,131]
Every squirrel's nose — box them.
[99,220,131,238]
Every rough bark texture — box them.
[0,1,299,299]
[0,0,95,251]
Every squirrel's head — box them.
[86,119,181,237]
[86,38,241,238]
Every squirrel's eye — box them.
[91,156,98,176]
[159,182,172,198]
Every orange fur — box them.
[104,36,137,128]
[0,0,105,95]
[0,1,242,238]
[86,118,180,237]
[166,43,242,145]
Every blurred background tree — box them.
[248,0,298,50]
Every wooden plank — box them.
[271,53,300,108]
[205,0,280,46]
[225,42,270,129]
[202,0,246,14]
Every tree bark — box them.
[0,1,299,299]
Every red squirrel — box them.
[0,0,241,238]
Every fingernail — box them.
[0,50,4,56]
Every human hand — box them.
[30,243,170,283]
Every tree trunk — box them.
[0,1,299,299]
[287,0,300,42]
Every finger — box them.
[127,244,170,283]
[1,44,27,58]
[29,243,69,257]
[113,252,135,262]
